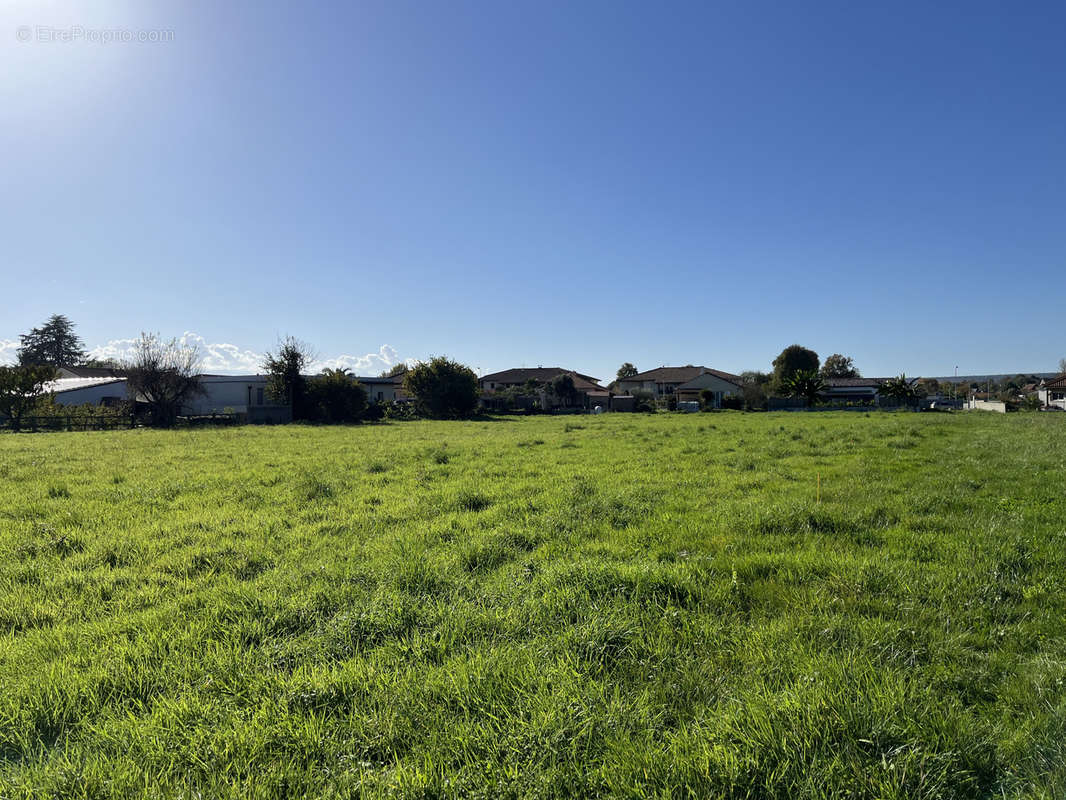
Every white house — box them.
[1038,374,1066,410]
[182,375,269,414]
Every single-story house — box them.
[617,366,742,403]
[182,375,289,419]
[819,377,921,404]
[674,370,744,407]
[1039,374,1066,410]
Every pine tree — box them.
[17,315,87,367]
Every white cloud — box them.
[177,332,263,373]
[311,345,402,374]
[83,332,403,376]
[0,339,18,365]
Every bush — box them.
[305,370,368,423]
[631,389,657,413]
[403,357,479,419]
[722,394,744,410]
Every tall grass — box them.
[0,412,1064,797]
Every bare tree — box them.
[1059,357,1066,375]
[124,333,204,427]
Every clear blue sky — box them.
[3,1,1064,379]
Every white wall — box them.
[52,381,130,406]
[183,376,274,415]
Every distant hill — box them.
[930,372,1057,385]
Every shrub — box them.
[403,357,479,419]
[305,369,368,423]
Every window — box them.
[377,391,383,402]
[257,387,264,405]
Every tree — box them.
[124,333,204,427]
[631,388,657,413]
[0,365,57,429]
[17,315,87,367]
[307,368,368,423]
[819,354,860,379]
[879,374,919,404]
[379,363,408,378]
[403,356,479,418]
[772,345,819,392]
[263,337,315,419]
[783,369,824,404]
[549,373,579,407]
[740,370,771,385]
[916,378,940,397]
[616,363,638,381]
[1059,357,1066,375]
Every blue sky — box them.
[3,1,1064,379]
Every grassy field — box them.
[1,411,1064,798]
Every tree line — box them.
[1,316,482,428]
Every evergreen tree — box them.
[17,315,87,367]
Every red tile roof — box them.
[480,368,602,388]
[621,366,742,386]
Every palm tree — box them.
[783,370,825,404]
[879,374,918,403]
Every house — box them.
[674,370,744,408]
[616,366,742,404]
[819,377,921,404]
[820,377,888,403]
[479,367,606,410]
[38,376,131,407]
[355,374,408,404]
[1039,374,1066,410]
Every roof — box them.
[676,371,745,390]
[824,377,886,388]
[40,377,127,395]
[823,377,920,388]
[58,366,128,378]
[1045,373,1066,390]
[621,366,742,385]
[480,367,602,387]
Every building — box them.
[38,376,131,407]
[674,371,744,408]
[56,366,128,380]
[616,366,742,402]
[819,377,922,405]
[181,375,288,419]
[820,377,889,403]
[479,367,606,410]
[356,374,408,404]
[1039,374,1066,410]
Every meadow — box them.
[1,411,1064,798]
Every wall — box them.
[183,376,276,415]
[52,381,130,406]
[966,398,1007,413]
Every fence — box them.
[768,397,921,412]
[1,414,136,432]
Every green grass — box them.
[1,412,1064,798]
